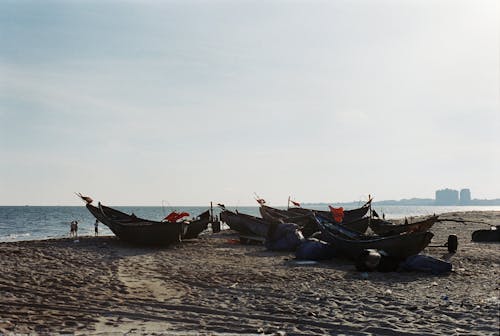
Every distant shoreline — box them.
[306,198,500,207]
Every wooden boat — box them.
[286,199,372,223]
[314,214,433,260]
[472,226,500,242]
[315,212,370,234]
[77,194,210,245]
[182,210,211,239]
[259,205,308,224]
[259,205,318,237]
[369,215,439,236]
[260,205,369,234]
[78,195,210,245]
[220,209,270,238]
[84,202,186,245]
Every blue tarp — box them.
[295,238,338,261]
[265,223,304,251]
[399,254,452,274]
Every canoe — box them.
[369,215,439,236]
[314,214,433,260]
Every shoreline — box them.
[0,211,498,335]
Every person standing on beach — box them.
[94,220,99,236]
[70,220,78,237]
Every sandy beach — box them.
[0,211,498,335]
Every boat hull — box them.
[260,205,369,234]
[183,210,211,239]
[315,215,433,260]
[86,203,186,246]
[369,216,439,236]
[220,210,270,237]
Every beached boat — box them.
[78,195,210,245]
[220,209,270,238]
[182,210,211,239]
[369,215,439,236]
[472,226,500,242]
[259,205,319,237]
[259,205,308,224]
[85,202,187,245]
[286,199,372,223]
[313,214,433,260]
[260,205,369,234]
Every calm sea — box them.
[1,205,499,243]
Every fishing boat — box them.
[369,215,439,236]
[314,214,433,260]
[182,210,211,239]
[259,204,309,224]
[258,205,319,237]
[259,205,369,234]
[219,209,270,238]
[77,194,209,245]
[285,199,372,223]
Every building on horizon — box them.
[435,188,459,205]
[460,188,471,205]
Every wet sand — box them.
[0,211,498,335]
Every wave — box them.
[0,232,32,242]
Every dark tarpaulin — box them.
[295,238,338,261]
[265,222,304,251]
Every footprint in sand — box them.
[118,254,189,302]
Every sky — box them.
[0,0,499,206]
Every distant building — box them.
[435,188,459,205]
[460,189,471,205]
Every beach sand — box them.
[0,211,498,335]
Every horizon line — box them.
[2,198,500,207]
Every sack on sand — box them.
[265,223,304,251]
[399,254,452,274]
[295,238,338,261]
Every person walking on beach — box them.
[94,220,99,236]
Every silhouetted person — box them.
[70,220,79,238]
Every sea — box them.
[1,204,500,243]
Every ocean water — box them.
[1,205,499,243]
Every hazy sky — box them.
[1,0,499,206]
